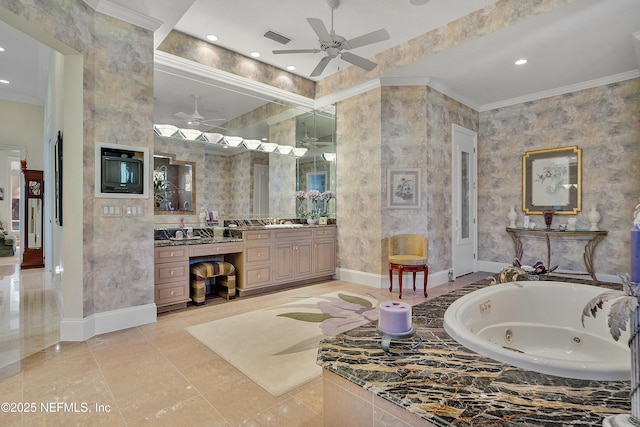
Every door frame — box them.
[451,124,478,277]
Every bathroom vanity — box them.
[153,225,336,309]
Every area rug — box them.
[185,291,385,396]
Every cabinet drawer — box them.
[155,282,190,306]
[274,229,313,240]
[190,241,243,257]
[242,266,272,288]
[243,231,272,242]
[245,244,272,264]
[155,261,189,284]
[314,227,336,238]
[155,246,189,263]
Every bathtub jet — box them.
[443,281,630,381]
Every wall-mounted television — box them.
[101,148,143,194]
[95,142,149,199]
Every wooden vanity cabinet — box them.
[154,246,190,309]
[313,227,336,276]
[234,226,337,296]
[273,228,314,283]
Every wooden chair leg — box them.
[412,271,417,291]
[398,266,404,299]
[423,265,429,297]
[388,267,393,293]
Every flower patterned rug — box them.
[185,291,385,396]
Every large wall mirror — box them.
[153,61,336,225]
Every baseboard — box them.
[336,268,450,290]
[60,303,157,341]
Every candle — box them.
[378,301,412,334]
[632,224,640,284]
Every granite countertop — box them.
[154,236,242,247]
[317,278,630,426]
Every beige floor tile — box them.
[0,258,489,426]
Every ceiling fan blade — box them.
[310,56,333,77]
[307,18,331,41]
[174,112,192,121]
[340,52,377,71]
[345,28,390,49]
[273,49,321,55]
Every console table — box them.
[505,227,608,281]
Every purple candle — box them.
[378,301,412,334]
[632,224,640,284]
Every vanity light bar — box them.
[153,124,314,159]
[322,152,336,161]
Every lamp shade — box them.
[177,128,203,140]
[243,139,262,150]
[322,152,336,161]
[154,124,179,137]
[202,132,224,143]
[276,145,294,155]
[224,136,244,147]
[260,142,278,153]
[292,147,308,157]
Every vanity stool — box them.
[190,261,236,304]
[388,234,429,299]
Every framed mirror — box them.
[153,153,196,214]
[22,168,44,269]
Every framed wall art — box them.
[387,168,421,209]
[522,145,582,215]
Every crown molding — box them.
[479,70,640,112]
[83,0,163,31]
[426,78,480,111]
[315,79,381,109]
[154,50,316,110]
[379,76,431,87]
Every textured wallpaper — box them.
[478,79,640,276]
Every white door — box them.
[452,124,477,277]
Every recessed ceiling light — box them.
[286,65,296,71]
[250,51,260,58]
[0,47,5,52]
[0,79,9,84]
[515,58,528,65]
[206,34,218,42]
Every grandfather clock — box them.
[22,165,44,269]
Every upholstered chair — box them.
[388,234,428,299]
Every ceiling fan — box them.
[273,0,390,77]
[174,95,225,127]
[298,124,331,147]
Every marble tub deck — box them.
[317,277,631,426]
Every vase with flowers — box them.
[321,190,335,217]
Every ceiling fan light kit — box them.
[272,0,390,77]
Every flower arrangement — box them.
[295,190,335,219]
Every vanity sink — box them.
[264,224,304,228]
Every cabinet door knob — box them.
[257,273,261,279]
[257,252,262,257]
[170,290,175,296]
[170,252,174,257]
[170,270,175,275]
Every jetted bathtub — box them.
[443,281,630,381]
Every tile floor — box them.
[0,258,488,426]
